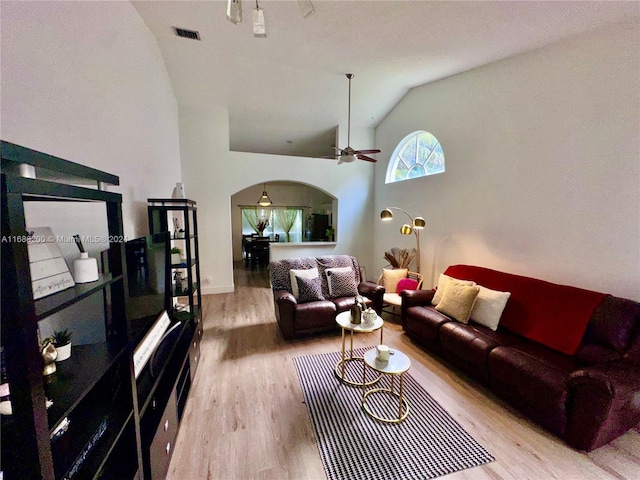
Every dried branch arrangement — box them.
[383,247,416,269]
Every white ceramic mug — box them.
[376,344,390,362]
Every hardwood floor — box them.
[166,263,640,480]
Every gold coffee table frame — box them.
[334,311,384,387]
[361,348,411,423]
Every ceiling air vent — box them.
[173,27,200,41]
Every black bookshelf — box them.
[1,141,136,480]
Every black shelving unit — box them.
[1,141,138,479]
[147,199,201,318]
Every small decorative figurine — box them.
[42,343,58,376]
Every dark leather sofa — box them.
[402,264,640,451]
[270,255,384,340]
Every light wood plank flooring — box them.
[167,263,640,480]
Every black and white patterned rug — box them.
[294,348,494,480]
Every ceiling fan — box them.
[333,73,381,164]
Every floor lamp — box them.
[380,207,425,273]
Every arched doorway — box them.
[230,181,337,263]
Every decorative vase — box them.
[73,252,99,283]
[56,343,71,362]
[362,308,377,326]
[171,253,181,264]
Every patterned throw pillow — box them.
[289,268,319,299]
[325,266,352,297]
[296,276,325,303]
[326,270,358,298]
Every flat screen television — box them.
[123,232,171,340]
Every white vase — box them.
[171,253,181,264]
[56,343,71,362]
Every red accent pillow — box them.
[396,278,419,294]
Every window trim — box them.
[385,130,445,184]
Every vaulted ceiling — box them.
[132,1,638,159]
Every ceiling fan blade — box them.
[357,154,377,163]
[355,149,381,155]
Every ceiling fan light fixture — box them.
[252,3,266,38]
[338,153,356,164]
[226,0,242,25]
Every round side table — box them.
[334,311,384,386]
[361,348,411,423]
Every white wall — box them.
[1,1,182,238]
[374,20,640,301]
[179,107,375,294]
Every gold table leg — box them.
[362,372,410,423]
[334,327,382,387]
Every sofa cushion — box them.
[435,280,480,324]
[574,295,640,364]
[296,275,325,303]
[488,343,581,435]
[582,295,640,352]
[294,300,337,330]
[438,322,522,379]
[289,267,319,299]
[444,265,607,355]
[470,285,511,331]
[432,273,475,306]
[404,305,451,349]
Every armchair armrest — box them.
[274,289,297,307]
[273,289,297,340]
[565,361,640,451]
[401,289,436,308]
[358,281,385,315]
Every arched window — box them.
[385,131,445,184]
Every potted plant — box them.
[46,329,73,362]
[171,247,182,265]
[325,227,335,242]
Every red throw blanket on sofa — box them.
[444,265,607,355]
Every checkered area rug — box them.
[294,348,494,480]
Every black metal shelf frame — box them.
[1,141,134,480]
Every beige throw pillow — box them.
[435,280,480,324]
[432,273,475,305]
[289,268,319,299]
[381,268,408,294]
[470,285,511,331]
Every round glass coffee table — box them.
[361,348,411,423]
[334,311,384,386]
